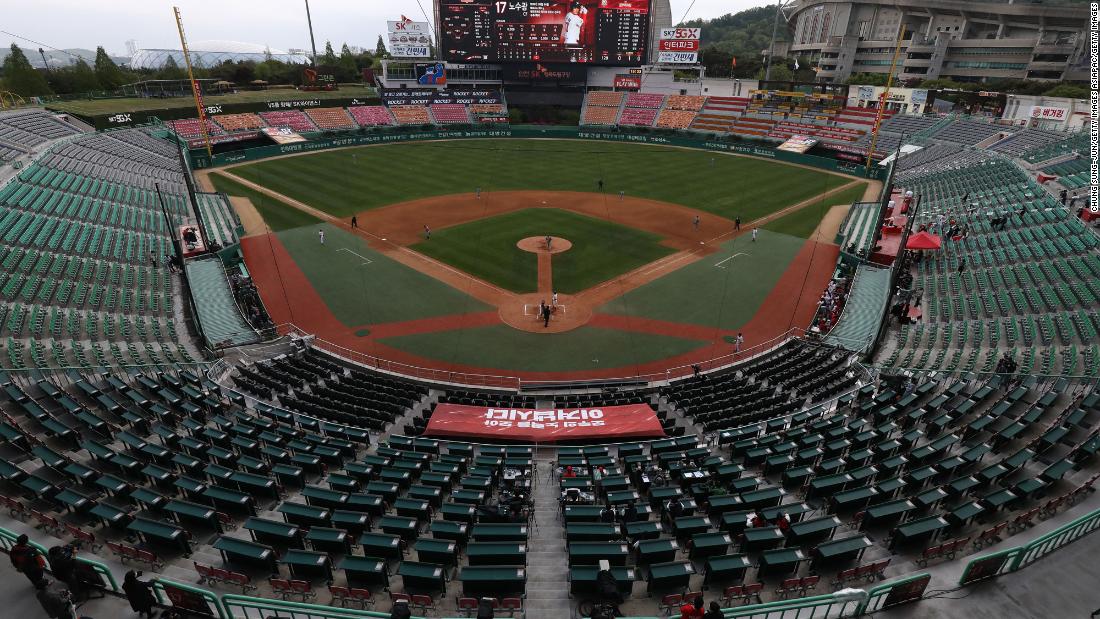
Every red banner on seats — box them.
[424,403,666,443]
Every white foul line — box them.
[714,252,749,268]
[337,247,373,264]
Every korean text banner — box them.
[424,403,666,443]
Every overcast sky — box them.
[2,0,770,57]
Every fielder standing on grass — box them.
[752,227,758,242]
[318,229,325,244]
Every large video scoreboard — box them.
[440,0,651,65]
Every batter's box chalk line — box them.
[524,304,567,316]
[714,252,750,268]
[337,247,373,264]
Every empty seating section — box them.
[618,107,659,127]
[878,157,1100,375]
[167,118,225,139]
[585,91,625,107]
[655,109,698,129]
[1042,156,1089,190]
[185,258,259,347]
[664,96,706,111]
[1021,132,1088,164]
[581,91,625,126]
[429,104,470,124]
[824,266,891,351]
[195,192,240,247]
[988,128,1063,157]
[581,105,619,126]
[934,119,1017,146]
[1,334,1099,616]
[0,110,82,149]
[347,105,395,127]
[390,106,431,125]
[212,113,265,133]
[834,107,882,128]
[624,93,665,109]
[0,126,199,369]
[257,111,317,133]
[305,107,357,131]
[837,202,883,259]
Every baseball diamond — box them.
[200,139,873,378]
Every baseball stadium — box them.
[0,1,1096,618]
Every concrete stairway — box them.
[523,459,573,619]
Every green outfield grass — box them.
[600,229,806,330]
[763,182,870,239]
[276,224,491,326]
[410,208,675,294]
[228,139,854,220]
[209,173,321,232]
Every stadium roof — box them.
[129,40,310,69]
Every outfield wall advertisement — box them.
[424,403,665,442]
[193,126,884,179]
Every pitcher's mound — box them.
[517,236,572,254]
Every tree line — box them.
[0,37,389,98]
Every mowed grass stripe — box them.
[229,139,853,220]
[411,208,675,294]
[208,173,321,232]
[763,182,869,239]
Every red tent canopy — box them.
[906,231,942,250]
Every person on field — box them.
[619,190,625,200]
[552,291,559,307]
[752,227,758,242]
[318,229,325,244]
[735,333,744,353]
[597,179,604,191]
[476,187,482,199]
[542,303,552,327]
[350,215,357,228]
[424,225,431,240]
[546,235,553,251]
[693,215,700,230]
[735,216,741,231]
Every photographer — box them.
[35,579,76,619]
[123,570,158,618]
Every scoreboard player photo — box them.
[562,2,590,46]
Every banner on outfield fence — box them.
[777,134,818,154]
[424,403,666,442]
[262,127,307,145]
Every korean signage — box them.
[657,26,700,64]
[614,75,642,90]
[388,19,432,58]
[1030,105,1067,121]
[424,403,666,443]
[657,51,698,64]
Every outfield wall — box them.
[188,125,886,180]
